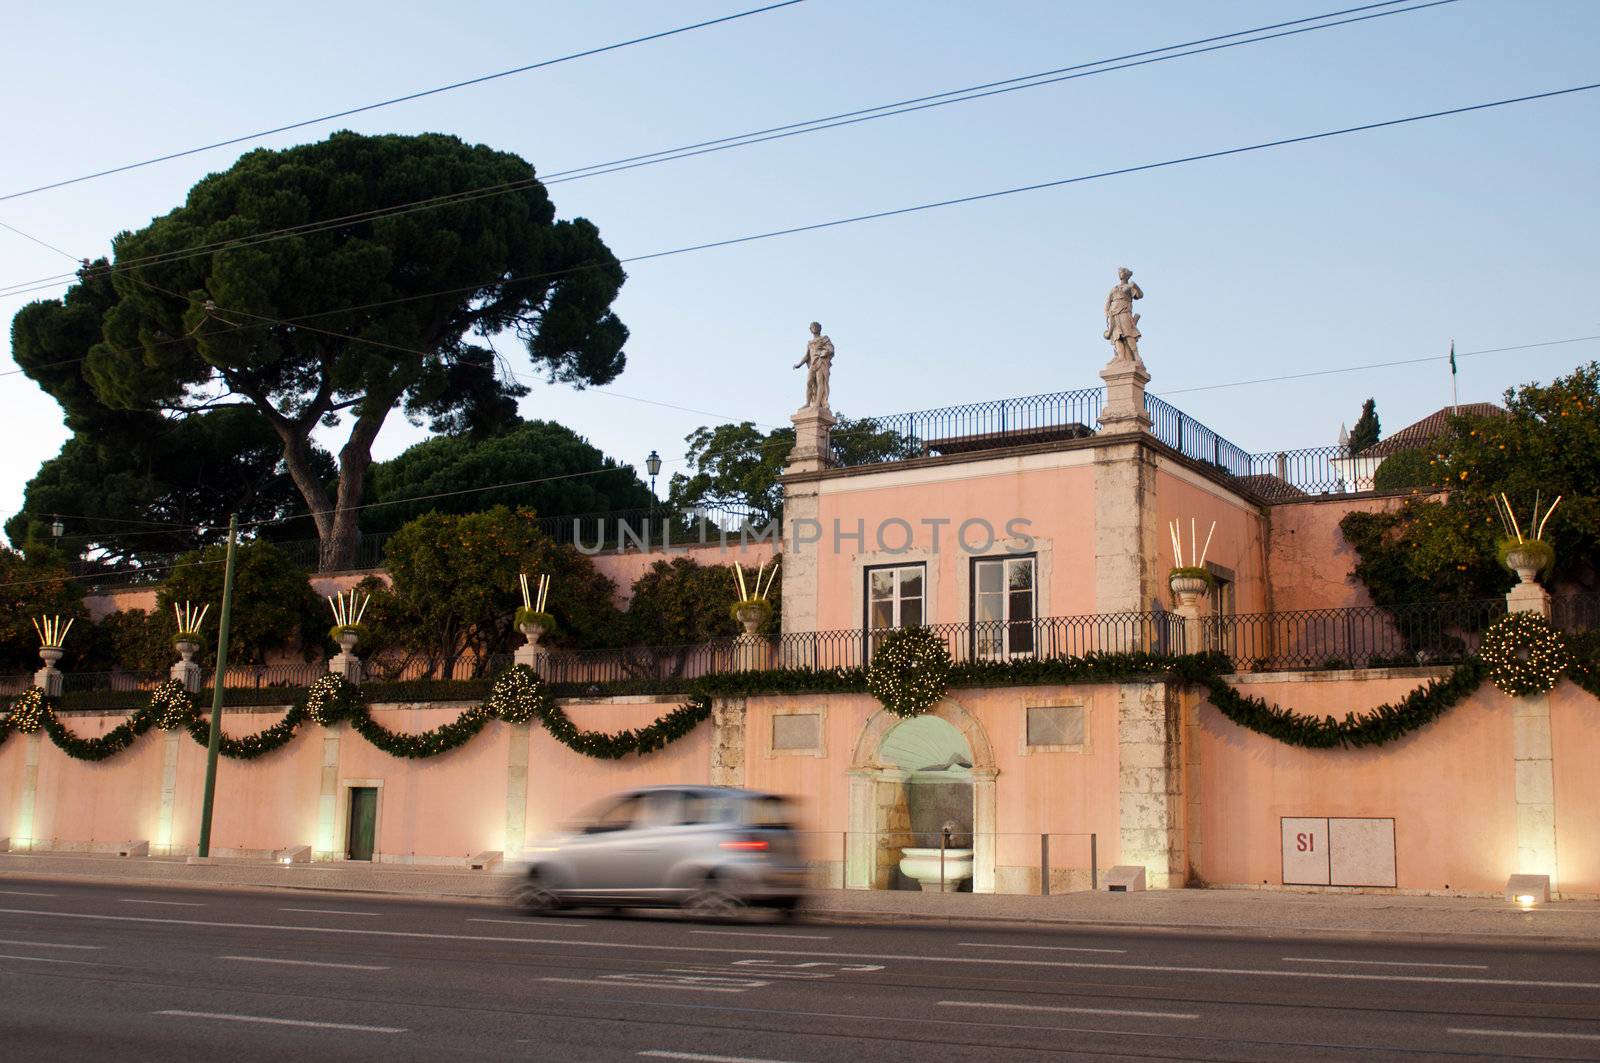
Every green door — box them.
[347,787,378,861]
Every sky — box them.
[2,0,1597,534]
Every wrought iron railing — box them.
[830,390,1104,467]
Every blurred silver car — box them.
[510,786,808,917]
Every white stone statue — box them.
[793,321,834,411]
[1103,267,1145,367]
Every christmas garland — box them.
[865,627,952,718]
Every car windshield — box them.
[742,794,795,829]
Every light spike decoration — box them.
[328,589,371,628]
[1168,518,1218,569]
[1494,493,1562,544]
[33,614,74,649]
[733,559,780,603]
[519,572,550,613]
[173,600,210,637]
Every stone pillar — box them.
[1512,693,1559,894]
[971,768,998,894]
[170,640,202,693]
[514,625,544,670]
[16,732,42,849]
[504,721,530,858]
[1116,680,1185,889]
[780,406,833,639]
[33,647,63,697]
[1169,578,1210,655]
[1093,441,1159,644]
[1098,358,1151,434]
[710,697,747,787]
[155,730,183,855]
[844,770,879,890]
[315,726,342,859]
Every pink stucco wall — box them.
[811,461,1097,630]
[1192,670,1550,894]
[1550,685,1600,894]
[1265,495,1403,613]
[1151,463,1268,614]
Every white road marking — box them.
[959,942,1125,955]
[219,955,390,971]
[0,938,102,950]
[280,908,380,917]
[1283,956,1488,970]
[156,1010,404,1033]
[691,930,831,940]
[540,977,751,994]
[1449,1028,1600,1042]
[640,1052,802,1063]
[668,967,832,980]
[0,889,54,897]
[467,917,584,928]
[0,952,108,966]
[940,1000,1199,1020]
[120,899,203,907]
[9,909,1599,991]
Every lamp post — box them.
[50,519,64,540]
[645,449,662,500]
[196,514,240,859]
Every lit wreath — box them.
[305,674,358,725]
[6,687,48,733]
[148,680,197,731]
[1479,611,1570,697]
[488,666,547,724]
[866,627,952,719]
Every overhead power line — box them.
[0,0,1454,300]
[4,78,1596,387]
[0,0,807,206]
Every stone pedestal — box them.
[787,405,836,475]
[1098,358,1151,434]
[33,647,63,697]
[710,697,746,788]
[170,640,202,693]
[328,633,361,683]
[514,624,544,670]
[1512,693,1559,894]
[1507,580,1551,617]
[1170,577,1210,655]
[1116,681,1185,889]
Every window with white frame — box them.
[866,564,924,631]
[973,555,1035,658]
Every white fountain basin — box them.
[899,847,974,892]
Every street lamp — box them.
[645,449,662,499]
[50,519,64,539]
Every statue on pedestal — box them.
[793,321,834,411]
[1103,267,1145,368]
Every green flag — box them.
[1449,341,1457,375]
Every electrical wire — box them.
[0,0,1453,300]
[0,1,807,206]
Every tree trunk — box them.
[320,401,393,572]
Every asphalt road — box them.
[1,878,1598,1062]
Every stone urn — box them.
[898,847,974,892]
[38,645,64,670]
[173,638,199,664]
[733,601,771,635]
[35,645,64,696]
[336,629,360,655]
[171,638,202,692]
[1168,570,1210,607]
[1502,542,1549,584]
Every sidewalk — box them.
[3,851,1597,945]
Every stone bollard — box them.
[170,639,202,693]
[328,630,362,683]
[34,646,64,697]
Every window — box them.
[636,790,683,828]
[772,712,821,752]
[972,555,1036,659]
[580,794,643,833]
[866,564,924,632]
[1025,704,1085,749]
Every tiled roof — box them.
[1363,402,1506,457]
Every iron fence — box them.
[1203,598,1510,671]
[830,390,1104,468]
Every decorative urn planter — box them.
[38,646,64,669]
[173,638,199,663]
[1168,569,1210,606]
[337,629,360,655]
[1502,541,1551,584]
[733,601,772,635]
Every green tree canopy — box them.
[1349,397,1381,454]
[361,419,653,535]
[0,548,87,673]
[1341,362,1600,611]
[625,555,781,646]
[360,507,621,679]
[668,417,915,521]
[159,540,324,666]
[18,131,629,570]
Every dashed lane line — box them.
[280,908,381,917]
[155,1010,404,1033]
[0,938,102,950]
[1282,956,1488,970]
[119,899,203,907]
[1449,1028,1600,1042]
[219,955,391,971]
[939,1000,1199,1020]
[639,1052,802,1063]
[959,942,1125,955]
[690,930,832,940]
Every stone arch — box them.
[845,698,998,893]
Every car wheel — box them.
[513,871,562,915]
[685,877,746,922]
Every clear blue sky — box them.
[2,0,1596,528]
